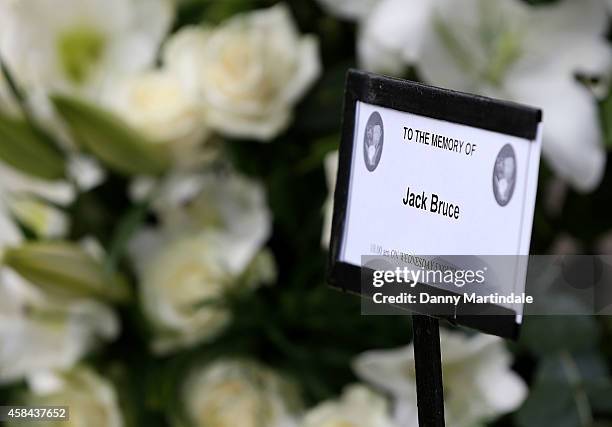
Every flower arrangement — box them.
[1,0,612,426]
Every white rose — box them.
[315,0,381,21]
[129,234,275,354]
[301,384,395,427]
[181,359,299,427]
[106,70,212,167]
[11,367,123,427]
[129,171,273,353]
[164,4,321,141]
[353,329,527,427]
[129,232,238,354]
[0,269,118,385]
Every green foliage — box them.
[520,317,601,356]
[3,241,131,303]
[0,114,65,179]
[601,90,612,149]
[51,95,170,176]
[516,352,612,427]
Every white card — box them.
[340,101,542,262]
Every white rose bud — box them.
[164,4,321,141]
[181,359,299,427]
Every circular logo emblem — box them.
[363,111,384,172]
[492,144,516,206]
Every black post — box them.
[412,315,445,427]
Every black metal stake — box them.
[412,315,445,427]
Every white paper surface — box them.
[339,101,542,318]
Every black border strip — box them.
[327,70,542,340]
[344,69,542,140]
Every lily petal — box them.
[506,73,606,191]
[358,0,434,75]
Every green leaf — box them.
[516,381,583,427]
[520,316,600,356]
[104,199,151,275]
[51,95,169,176]
[3,241,131,303]
[516,352,611,427]
[0,114,65,179]
[601,89,612,149]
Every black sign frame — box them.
[327,69,542,339]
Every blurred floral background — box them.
[1,0,612,426]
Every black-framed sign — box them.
[327,69,543,339]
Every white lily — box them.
[359,0,612,191]
[358,0,434,75]
[0,0,173,99]
[423,0,610,191]
[0,0,174,150]
[0,269,118,385]
[353,329,527,427]
[0,162,114,384]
